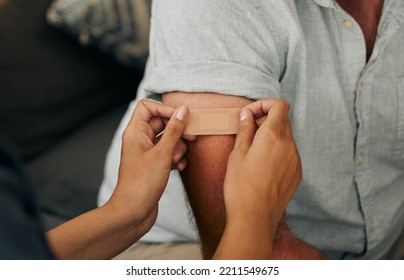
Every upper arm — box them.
[146,0,302,258]
[163,92,253,161]
[163,91,253,188]
[163,92,252,257]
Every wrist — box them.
[226,206,280,237]
[218,218,275,259]
[225,214,276,245]
[102,197,140,233]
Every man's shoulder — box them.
[153,0,299,23]
[152,0,304,49]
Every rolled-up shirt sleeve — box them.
[144,0,304,101]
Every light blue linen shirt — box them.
[99,0,404,259]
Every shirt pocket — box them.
[393,77,404,159]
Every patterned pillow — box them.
[47,0,151,70]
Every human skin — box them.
[45,1,385,259]
[45,99,302,260]
[0,95,302,259]
[163,92,326,259]
[337,0,384,60]
[162,0,384,260]
[213,100,302,259]
[46,100,194,259]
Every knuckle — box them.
[276,99,291,111]
[165,122,183,137]
[122,127,136,143]
[238,122,251,133]
[138,99,149,106]
[136,99,146,110]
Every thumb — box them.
[156,105,189,155]
[233,108,255,154]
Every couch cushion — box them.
[47,0,151,70]
[0,0,141,158]
[27,105,128,230]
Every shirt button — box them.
[357,83,364,95]
[343,20,353,29]
[356,153,364,165]
[368,219,375,232]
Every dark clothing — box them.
[0,0,138,158]
[0,134,53,259]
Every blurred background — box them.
[0,0,151,230]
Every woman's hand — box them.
[47,99,194,260]
[107,99,194,236]
[225,99,301,225]
[214,99,302,259]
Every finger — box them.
[259,100,290,132]
[154,126,197,145]
[255,115,267,127]
[175,158,188,172]
[156,105,189,156]
[182,134,197,141]
[245,99,278,118]
[252,100,291,148]
[128,99,176,135]
[148,117,167,137]
[233,108,255,154]
[172,140,187,165]
[162,114,197,141]
[245,99,284,129]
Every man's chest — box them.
[336,0,384,60]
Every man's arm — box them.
[164,92,327,259]
[271,217,327,259]
[164,92,251,258]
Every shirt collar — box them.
[378,0,404,36]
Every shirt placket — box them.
[333,6,375,256]
[335,0,404,256]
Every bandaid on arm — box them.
[184,108,241,135]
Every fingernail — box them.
[240,108,248,121]
[175,105,187,121]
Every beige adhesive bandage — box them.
[184,108,241,135]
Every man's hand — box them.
[214,99,302,259]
